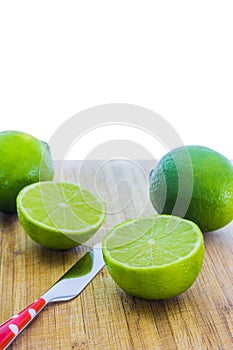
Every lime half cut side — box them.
[102,215,204,300]
[17,181,106,249]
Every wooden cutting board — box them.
[0,160,233,350]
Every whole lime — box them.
[0,130,54,213]
[149,146,233,232]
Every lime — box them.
[17,181,106,249]
[0,130,54,213]
[150,146,233,232]
[102,215,204,300]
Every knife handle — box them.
[0,298,47,349]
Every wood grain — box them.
[0,160,233,350]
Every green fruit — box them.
[17,181,106,249]
[149,145,233,232]
[102,215,204,300]
[0,130,54,213]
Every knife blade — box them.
[0,243,105,350]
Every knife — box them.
[0,243,105,350]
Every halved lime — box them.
[17,182,106,249]
[102,215,204,300]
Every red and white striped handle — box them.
[0,298,47,350]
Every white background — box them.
[0,1,233,159]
